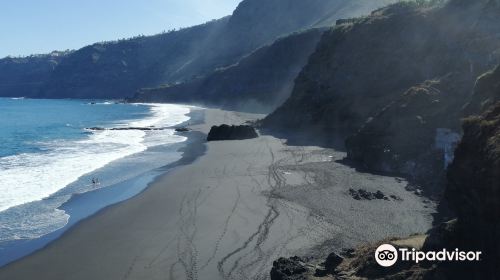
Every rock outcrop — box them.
[444,102,500,278]
[345,74,468,196]
[270,256,308,280]
[345,65,499,196]
[269,236,433,280]
[271,103,500,279]
[347,188,400,201]
[464,64,500,115]
[264,0,500,192]
[207,125,258,141]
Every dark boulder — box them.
[207,125,258,141]
[323,252,343,273]
[270,256,308,280]
[348,188,389,201]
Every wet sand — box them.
[0,108,434,280]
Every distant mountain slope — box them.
[36,19,228,99]
[0,0,395,99]
[263,0,500,192]
[0,52,70,98]
[170,0,397,82]
[129,0,397,111]
[129,28,325,112]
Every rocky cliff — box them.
[130,29,325,112]
[130,0,398,111]
[443,102,500,278]
[269,102,500,279]
[346,64,500,196]
[264,0,500,192]
[464,64,500,115]
[268,61,500,279]
[0,51,70,97]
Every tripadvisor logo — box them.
[375,244,398,267]
[375,244,482,267]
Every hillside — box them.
[268,65,500,280]
[36,19,228,99]
[263,0,500,193]
[0,51,70,98]
[129,0,397,111]
[0,0,396,99]
[129,28,325,112]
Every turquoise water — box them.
[0,98,194,265]
[0,98,149,158]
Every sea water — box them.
[0,98,193,264]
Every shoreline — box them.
[0,108,435,280]
[0,106,206,267]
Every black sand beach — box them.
[0,109,435,280]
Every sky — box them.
[0,0,242,58]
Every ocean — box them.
[0,98,195,265]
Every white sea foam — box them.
[127,103,191,128]
[0,103,192,213]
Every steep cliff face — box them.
[130,29,325,112]
[444,102,500,278]
[264,0,500,190]
[345,74,470,194]
[265,1,500,138]
[269,102,500,280]
[345,64,500,194]
[0,51,69,97]
[465,64,500,115]
[173,0,397,81]
[129,0,398,111]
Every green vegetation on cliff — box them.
[264,0,500,193]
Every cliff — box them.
[267,51,500,279]
[464,64,500,115]
[264,0,500,191]
[443,102,500,278]
[130,0,397,111]
[130,29,325,112]
[0,51,70,97]
[346,64,500,195]
[269,102,500,280]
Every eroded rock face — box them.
[265,1,500,136]
[206,125,258,141]
[345,74,469,196]
[130,29,325,113]
[264,0,500,191]
[464,65,500,115]
[445,103,500,278]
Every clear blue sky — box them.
[0,0,242,57]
